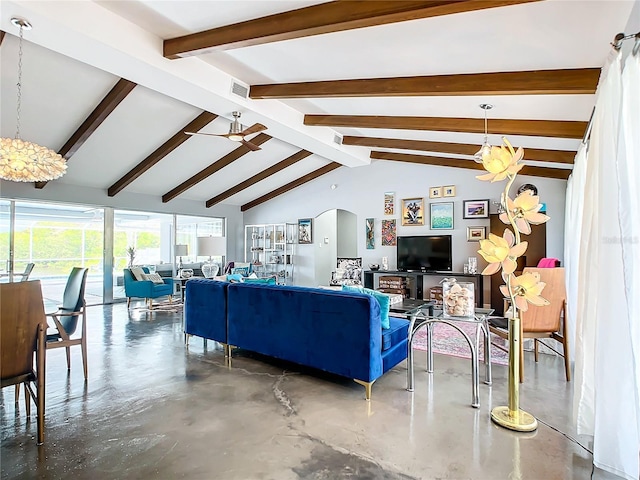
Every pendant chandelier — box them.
[473,103,493,163]
[0,17,67,183]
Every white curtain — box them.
[569,46,640,480]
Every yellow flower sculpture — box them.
[500,191,550,235]
[478,229,528,276]
[476,139,524,183]
[500,271,550,312]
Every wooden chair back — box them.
[1,281,46,382]
[521,267,566,333]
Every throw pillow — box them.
[231,266,250,276]
[142,272,165,285]
[226,273,245,283]
[243,276,277,285]
[130,266,145,281]
[341,284,391,329]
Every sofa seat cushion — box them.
[382,316,410,351]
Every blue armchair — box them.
[123,267,173,309]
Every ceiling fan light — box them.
[227,134,243,142]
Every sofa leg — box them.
[185,333,190,346]
[354,379,375,401]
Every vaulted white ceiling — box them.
[0,0,636,211]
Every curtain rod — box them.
[611,31,640,50]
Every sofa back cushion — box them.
[227,284,383,382]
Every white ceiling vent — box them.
[333,133,343,145]
[230,79,250,99]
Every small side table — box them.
[406,307,494,408]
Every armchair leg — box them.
[127,297,131,308]
[24,383,30,417]
[354,379,375,401]
[15,384,19,405]
[534,339,539,362]
[81,337,88,380]
[563,337,571,382]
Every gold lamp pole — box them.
[476,138,550,432]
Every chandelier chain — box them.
[15,24,24,140]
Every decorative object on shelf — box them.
[369,264,380,271]
[401,198,424,226]
[197,236,226,278]
[429,186,443,199]
[384,192,395,215]
[430,202,454,230]
[126,246,136,268]
[366,218,374,249]
[517,183,538,196]
[381,220,396,246]
[467,226,487,242]
[443,185,456,197]
[0,17,67,183]
[381,256,389,271]
[175,244,188,270]
[467,256,478,274]
[178,268,193,279]
[298,218,312,244]
[476,137,550,432]
[463,199,490,219]
[473,103,494,162]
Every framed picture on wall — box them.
[430,202,454,230]
[298,218,313,244]
[401,197,424,226]
[463,199,490,219]
[384,192,395,215]
[467,226,487,241]
[429,186,443,199]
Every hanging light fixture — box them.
[0,17,67,183]
[473,104,493,163]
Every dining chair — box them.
[18,263,35,282]
[1,280,47,444]
[489,267,570,382]
[46,267,89,379]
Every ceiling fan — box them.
[186,111,267,151]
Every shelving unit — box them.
[244,223,296,285]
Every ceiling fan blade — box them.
[241,139,262,151]
[185,131,227,138]
[240,123,267,137]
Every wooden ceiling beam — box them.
[305,115,587,139]
[343,136,575,164]
[241,162,341,211]
[164,0,541,58]
[251,68,599,99]
[108,112,218,197]
[35,78,137,189]
[162,132,271,203]
[0,31,5,47]
[370,151,571,180]
[206,150,311,208]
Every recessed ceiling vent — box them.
[231,80,249,99]
[333,133,343,145]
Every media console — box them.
[363,270,484,308]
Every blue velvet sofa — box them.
[183,279,410,399]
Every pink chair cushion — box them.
[537,258,560,268]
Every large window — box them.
[176,215,225,268]
[0,201,105,304]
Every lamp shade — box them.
[197,236,226,257]
[175,244,188,257]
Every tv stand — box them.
[363,270,484,308]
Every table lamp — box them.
[197,236,226,278]
[175,244,188,270]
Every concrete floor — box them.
[0,303,617,479]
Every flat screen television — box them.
[397,235,452,272]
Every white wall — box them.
[313,209,337,287]
[243,159,568,284]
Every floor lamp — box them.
[197,236,226,278]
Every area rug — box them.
[131,300,183,314]
[412,321,509,366]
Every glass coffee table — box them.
[406,305,494,408]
